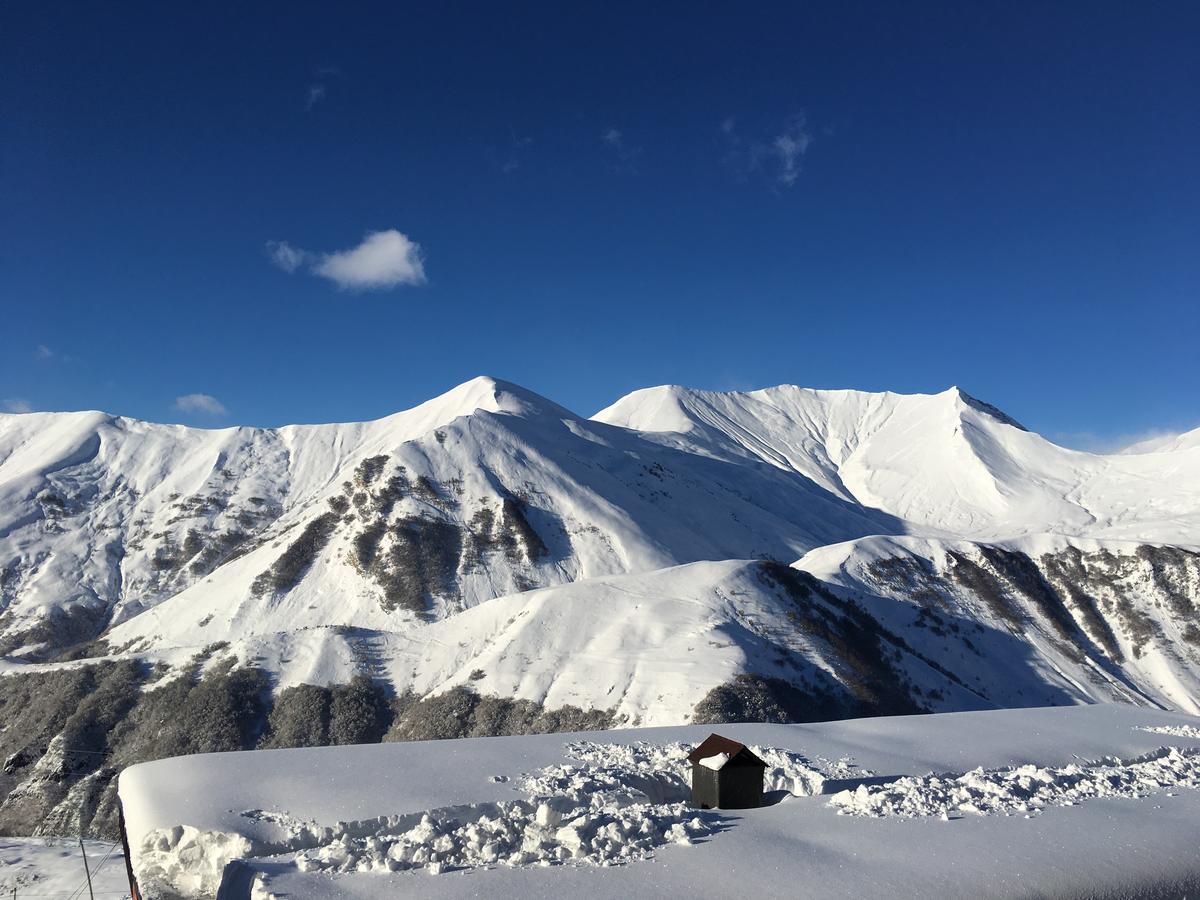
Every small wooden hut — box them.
[687,733,767,809]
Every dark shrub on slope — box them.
[328,676,393,745]
[384,687,613,742]
[260,683,332,748]
[252,512,340,596]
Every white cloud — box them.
[174,393,228,416]
[35,344,53,360]
[3,399,33,413]
[268,230,426,291]
[723,113,814,189]
[314,230,426,290]
[267,240,309,273]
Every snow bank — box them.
[135,825,254,897]
[830,745,1200,819]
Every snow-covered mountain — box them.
[595,384,1200,542]
[0,377,893,660]
[1,377,1198,838]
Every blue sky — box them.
[2,2,1197,448]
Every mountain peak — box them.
[365,376,576,443]
[952,388,1028,431]
[426,376,575,420]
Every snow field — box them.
[133,739,826,896]
[0,837,130,899]
[830,743,1200,818]
[117,708,1200,898]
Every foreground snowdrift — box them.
[118,704,1200,899]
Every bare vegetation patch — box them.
[384,686,613,742]
[252,512,340,596]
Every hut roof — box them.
[686,733,767,768]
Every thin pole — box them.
[79,837,95,900]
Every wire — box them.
[65,841,122,900]
[77,849,120,900]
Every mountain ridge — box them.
[2,376,1199,840]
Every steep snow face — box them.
[594,384,1200,543]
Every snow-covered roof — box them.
[686,733,766,768]
[698,752,730,771]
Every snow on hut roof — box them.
[687,733,767,768]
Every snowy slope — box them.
[797,534,1200,714]
[0,377,895,660]
[0,837,129,898]
[99,540,1200,727]
[594,384,1200,542]
[116,704,1200,899]
[1121,426,1200,455]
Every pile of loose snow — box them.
[289,740,827,877]
[135,739,828,895]
[1136,724,1200,739]
[134,825,254,897]
[830,745,1200,818]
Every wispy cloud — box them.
[3,399,33,414]
[267,229,427,291]
[1054,425,1199,454]
[489,129,533,174]
[304,64,341,111]
[601,127,642,173]
[35,344,53,360]
[722,113,814,189]
[174,393,228,416]
[305,83,327,111]
[267,240,307,273]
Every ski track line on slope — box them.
[829,743,1200,819]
